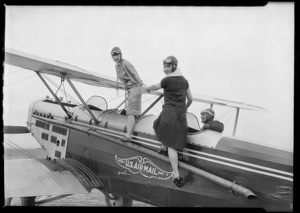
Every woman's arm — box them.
[186,87,193,110]
[145,83,161,92]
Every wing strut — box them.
[233,108,240,136]
[37,72,72,119]
[65,75,99,124]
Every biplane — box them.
[3,48,293,210]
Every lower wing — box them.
[5,158,103,198]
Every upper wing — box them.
[5,48,124,89]
[5,158,103,198]
[191,92,267,112]
[149,91,267,112]
[5,47,266,112]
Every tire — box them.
[5,196,36,206]
[105,193,133,207]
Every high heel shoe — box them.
[173,176,184,187]
[157,147,168,156]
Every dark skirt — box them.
[153,108,187,150]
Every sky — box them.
[3,4,294,151]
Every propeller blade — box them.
[3,126,30,134]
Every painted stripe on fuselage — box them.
[184,148,293,177]
[64,120,294,182]
[181,152,293,182]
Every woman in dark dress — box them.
[145,56,193,187]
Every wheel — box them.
[5,196,36,206]
[105,193,133,207]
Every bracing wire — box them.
[62,82,71,112]
[4,67,24,76]
[142,94,158,105]
[54,78,64,96]
[217,107,236,121]
[141,94,162,114]
[42,74,79,104]
[223,109,235,126]
[4,73,37,87]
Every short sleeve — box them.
[186,80,189,90]
[161,77,167,88]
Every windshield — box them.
[86,95,108,111]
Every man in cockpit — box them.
[200,108,224,133]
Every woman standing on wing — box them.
[111,46,146,141]
[145,56,193,187]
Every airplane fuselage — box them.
[27,97,293,210]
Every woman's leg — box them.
[124,86,141,139]
[168,147,179,178]
[126,114,136,138]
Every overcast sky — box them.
[3,3,294,151]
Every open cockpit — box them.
[31,95,224,151]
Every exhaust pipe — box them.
[179,162,257,200]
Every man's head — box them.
[111,46,122,63]
[200,108,215,123]
[163,55,178,75]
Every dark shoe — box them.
[157,148,168,156]
[173,176,184,187]
[120,136,132,142]
[178,152,183,160]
